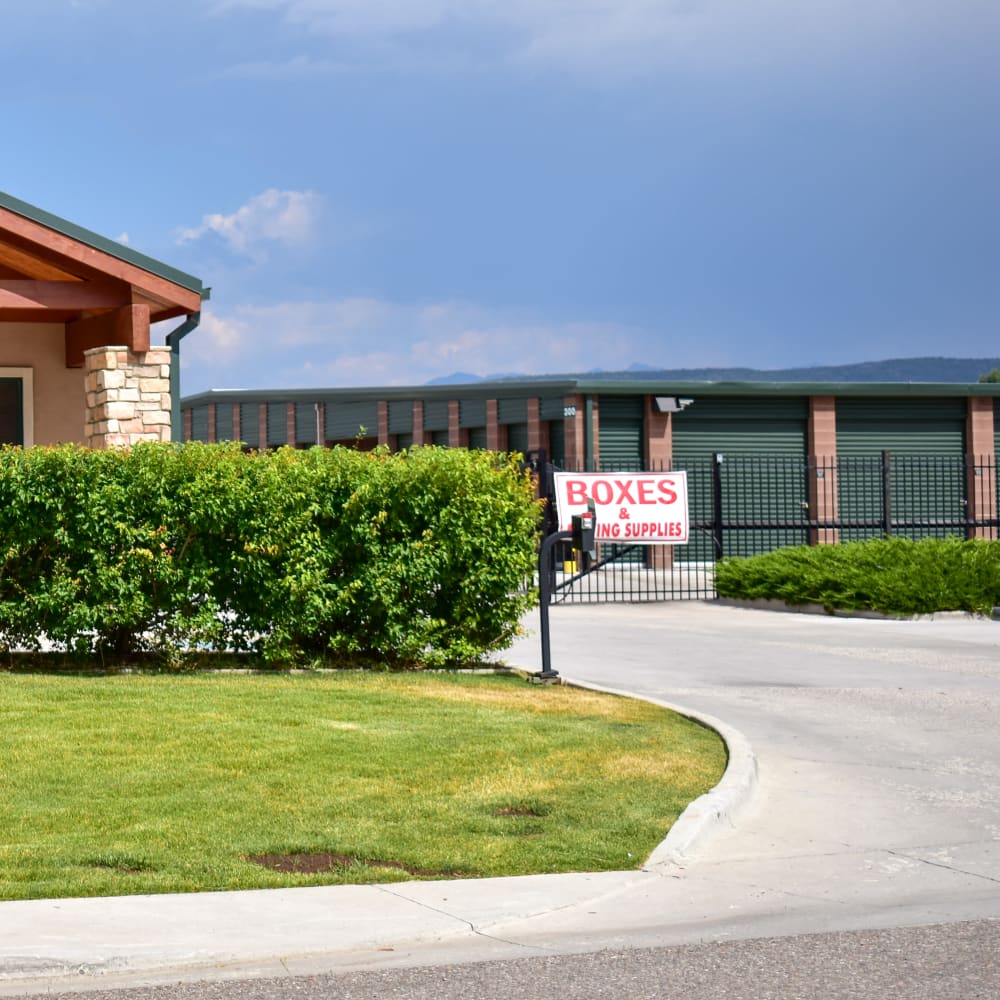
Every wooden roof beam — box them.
[66,304,150,368]
[0,279,130,312]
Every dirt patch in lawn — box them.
[246,852,471,878]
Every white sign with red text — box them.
[553,471,689,545]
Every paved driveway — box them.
[493,601,1000,949]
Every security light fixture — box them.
[653,396,694,413]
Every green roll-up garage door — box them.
[598,396,643,471]
[188,404,208,443]
[506,423,529,455]
[539,396,566,465]
[423,399,449,433]
[593,397,645,562]
[837,398,966,541]
[326,401,379,442]
[239,404,259,449]
[672,397,810,560]
[548,421,565,466]
[215,403,234,442]
[295,402,320,445]
[388,401,412,436]
[267,403,287,448]
[672,398,809,462]
[837,398,966,457]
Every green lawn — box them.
[0,671,725,901]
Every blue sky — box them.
[4,1,998,394]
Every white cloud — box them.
[210,0,693,76]
[209,0,997,78]
[177,189,323,258]
[181,310,250,367]
[217,54,350,79]
[180,296,648,392]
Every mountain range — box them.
[426,358,1000,386]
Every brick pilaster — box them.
[527,398,541,453]
[486,399,502,451]
[967,396,997,539]
[563,395,586,469]
[377,400,390,447]
[645,395,674,570]
[412,400,426,446]
[808,396,838,544]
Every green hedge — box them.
[715,536,1000,616]
[0,443,540,666]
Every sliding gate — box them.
[538,453,999,604]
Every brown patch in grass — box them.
[246,852,471,878]
[492,806,543,817]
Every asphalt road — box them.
[14,920,1000,999]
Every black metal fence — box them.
[537,453,1000,604]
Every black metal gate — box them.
[537,453,1000,604]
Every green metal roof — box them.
[182,381,576,407]
[182,377,1000,408]
[0,189,206,298]
[568,378,1000,397]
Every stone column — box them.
[84,345,172,449]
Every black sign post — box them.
[536,501,596,681]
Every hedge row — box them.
[715,536,1000,616]
[0,443,540,666]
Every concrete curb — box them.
[561,677,759,869]
[714,597,983,621]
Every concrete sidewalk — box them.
[2,602,1000,993]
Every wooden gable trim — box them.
[0,204,202,319]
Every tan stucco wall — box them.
[0,322,86,445]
